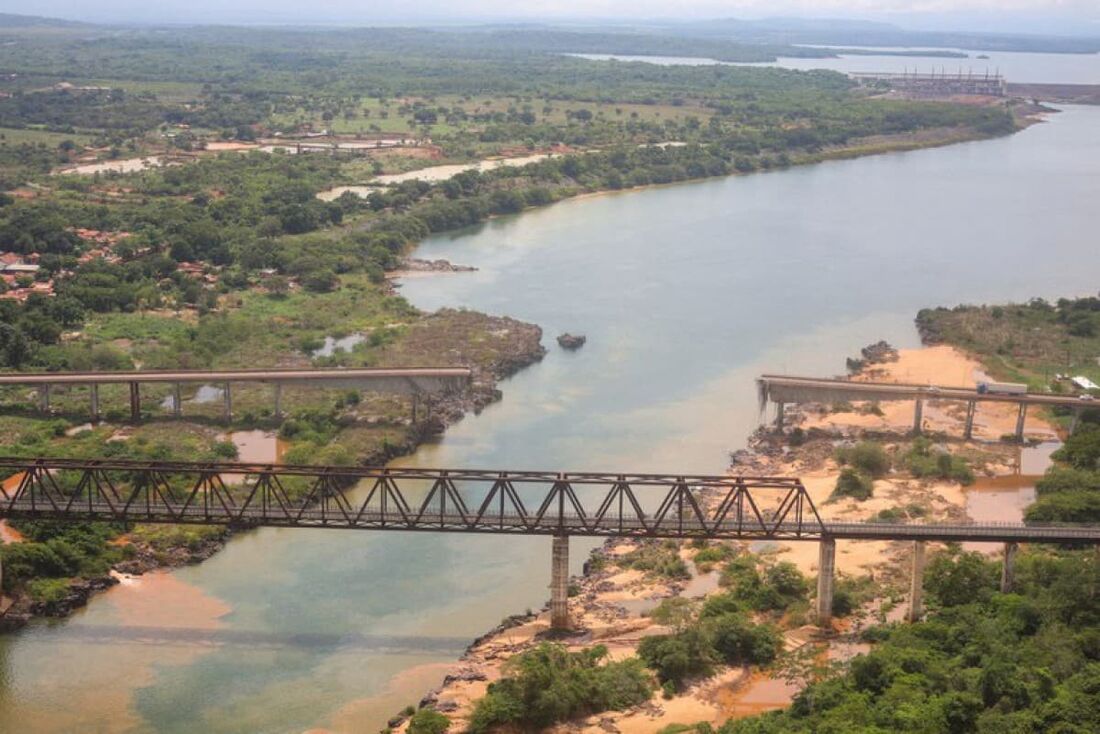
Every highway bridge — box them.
[2,457,1097,629]
[758,374,1093,439]
[0,367,471,422]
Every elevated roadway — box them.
[0,367,471,422]
[758,374,1093,439]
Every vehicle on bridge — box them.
[977,381,1028,396]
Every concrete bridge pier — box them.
[550,534,570,630]
[411,394,419,425]
[273,383,283,420]
[1015,404,1028,442]
[90,384,99,422]
[913,399,924,435]
[129,382,141,422]
[816,536,836,628]
[223,383,232,423]
[173,384,182,417]
[908,541,926,622]
[1070,407,1082,435]
[1001,542,1018,593]
[775,401,785,430]
[963,400,976,440]
[37,384,50,414]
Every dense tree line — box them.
[723,549,1100,734]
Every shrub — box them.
[618,541,690,580]
[649,597,697,630]
[637,628,714,688]
[468,644,651,733]
[788,427,806,446]
[1053,426,1100,470]
[836,441,889,477]
[407,708,449,734]
[700,592,741,619]
[27,577,71,604]
[1025,492,1100,524]
[705,612,783,666]
[720,558,808,612]
[833,468,874,501]
[902,438,974,484]
[1036,467,1100,495]
[212,440,239,460]
[925,549,999,607]
[693,543,736,572]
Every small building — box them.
[0,253,40,275]
[1072,376,1099,391]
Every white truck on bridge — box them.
[977,381,1028,396]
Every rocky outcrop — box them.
[557,333,587,350]
[399,258,478,273]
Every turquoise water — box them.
[1,105,1099,732]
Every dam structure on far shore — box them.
[850,70,1007,97]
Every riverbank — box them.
[389,342,1055,733]
[0,310,548,631]
[322,100,1036,209]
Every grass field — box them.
[268,94,714,139]
[0,126,95,147]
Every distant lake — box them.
[569,47,1100,84]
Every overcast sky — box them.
[4,0,1100,35]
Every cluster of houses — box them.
[0,229,135,302]
[72,228,129,266]
[0,252,49,302]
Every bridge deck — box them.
[759,374,1093,408]
[2,458,1097,545]
[0,367,471,386]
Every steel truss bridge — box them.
[2,457,1099,545]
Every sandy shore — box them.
[390,343,1056,733]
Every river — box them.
[1,101,1099,731]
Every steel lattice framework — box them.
[2,457,1100,544]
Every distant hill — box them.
[0,13,90,29]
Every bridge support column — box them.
[816,536,836,628]
[173,384,182,417]
[963,400,976,440]
[1070,407,1082,435]
[411,394,418,425]
[273,383,283,420]
[223,382,232,423]
[550,534,570,630]
[90,384,99,422]
[912,399,924,435]
[129,382,140,422]
[1015,404,1028,442]
[775,401,785,430]
[908,541,926,623]
[37,384,50,413]
[1001,542,1018,593]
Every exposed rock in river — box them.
[399,257,478,273]
[557,333,587,350]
